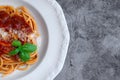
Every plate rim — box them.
[45,0,70,80]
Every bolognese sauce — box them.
[0,11,33,56]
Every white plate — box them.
[0,0,70,80]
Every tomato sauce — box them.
[0,11,33,34]
[0,41,13,56]
[0,11,33,56]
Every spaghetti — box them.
[0,6,39,77]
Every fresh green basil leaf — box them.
[21,43,37,53]
[19,52,30,62]
[12,40,21,47]
[9,48,19,56]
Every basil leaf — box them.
[9,48,19,56]
[19,52,30,62]
[21,43,37,53]
[12,40,21,47]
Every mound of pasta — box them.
[0,6,39,77]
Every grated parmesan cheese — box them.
[0,28,8,38]
[0,28,35,43]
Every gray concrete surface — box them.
[55,0,120,80]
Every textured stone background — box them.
[55,0,120,80]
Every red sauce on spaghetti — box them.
[0,11,32,34]
[0,41,13,56]
[0,11,33,56]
